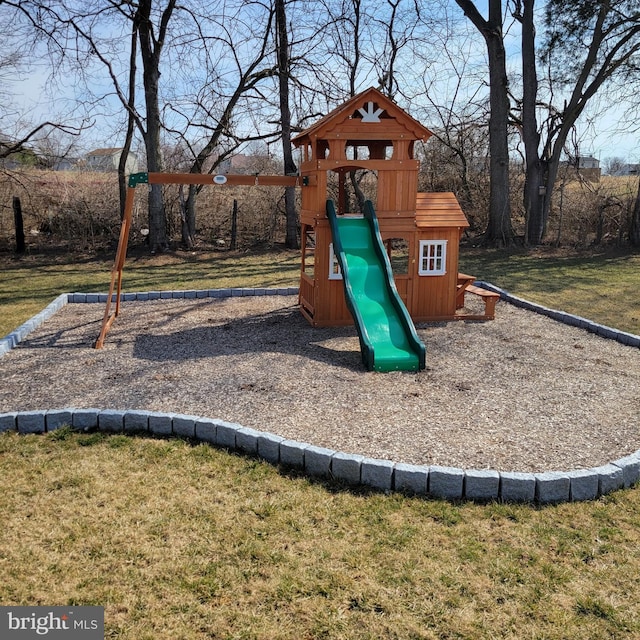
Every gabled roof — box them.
[292,87,432,145]
[415,192,469,229]
[87,148,125,157]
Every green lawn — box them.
[0,248,301,338]
[459,247,640,335]
[2,245,639,337]
[2,429,640,639]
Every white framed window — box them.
[328,243,342,280]
[418,240,447,276]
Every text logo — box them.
[1,607,104,639]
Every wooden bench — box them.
[462,284,501,320]
[456,273,475,309]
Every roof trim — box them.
[292,87,432,145]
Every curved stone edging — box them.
[0,288,299,357]
[0,293,69,356]
[475,281,640,348]
[1,285,639,503]
[1,408,639,504]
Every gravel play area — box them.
[1,294,639,473]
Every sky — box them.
[6,0,640,167]
[13,63,640,167]
[11,57,640,168]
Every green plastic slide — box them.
[326,199,426,372]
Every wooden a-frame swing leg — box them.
[94,186,136,349]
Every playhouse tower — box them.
[293,87,472,326]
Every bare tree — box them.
[513,0,640,244]
[163,2,280,247]
[372,0,423,99]
[410,19,491,224]
[117,15,138,220]
[275,0,299,248]
[136,0,176,251]
[631,180,640,247]
[454,0,515,246]
[3,0,176,250]
[0,2,85,163]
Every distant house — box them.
[216,153,275,175]
[559,155,601,182]
[577,156,600,170]
[609,163,640,177]
[85,148,138,174]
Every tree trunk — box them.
[142,59,167,252]
[275,0,299,249]
[349,170,367,213]
[524,163,545,245]
[137,0,175,253]
[183,185,197,248]
[455,0,514,246]
[484,18,514,245]
[179,185,195,248]
[537,145,564,243]
[519,0,545,245]
[118,17,139,220]
[230,199,238,250]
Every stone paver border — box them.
[1,408,639,503]
[476,281,640,348]
[1,285,639,503]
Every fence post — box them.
[13,196,26,254]
[230,199,238,250]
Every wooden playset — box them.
[95,87,498,370]
[292,86,498,327]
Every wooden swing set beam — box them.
[94,172,305,349]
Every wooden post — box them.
[230,199,238,250]
[94,172,302,348]
[94,184,136,348]
[13,196,26,254]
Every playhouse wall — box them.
[377,167,420,214]
[300,169,326,217]
[307,277,414,328]
[300,164,420,222]
[409,228,460,321]
[322,119,424,144]
[300,221,407,327]
[299,222,351,326]
[320,281,354,326]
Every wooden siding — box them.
[410,228,460,319]
[299,273,315,316]
[322,121,425,141]
[377,169,418,213]
[315,159,419,172]
[394,276,410,306]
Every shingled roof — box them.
[415,192,469,229]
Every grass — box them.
[459,247,640,335]
[3,429,640,639]
[1,244,640,637]
[0,247,301,338]
[1,243,638,337]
